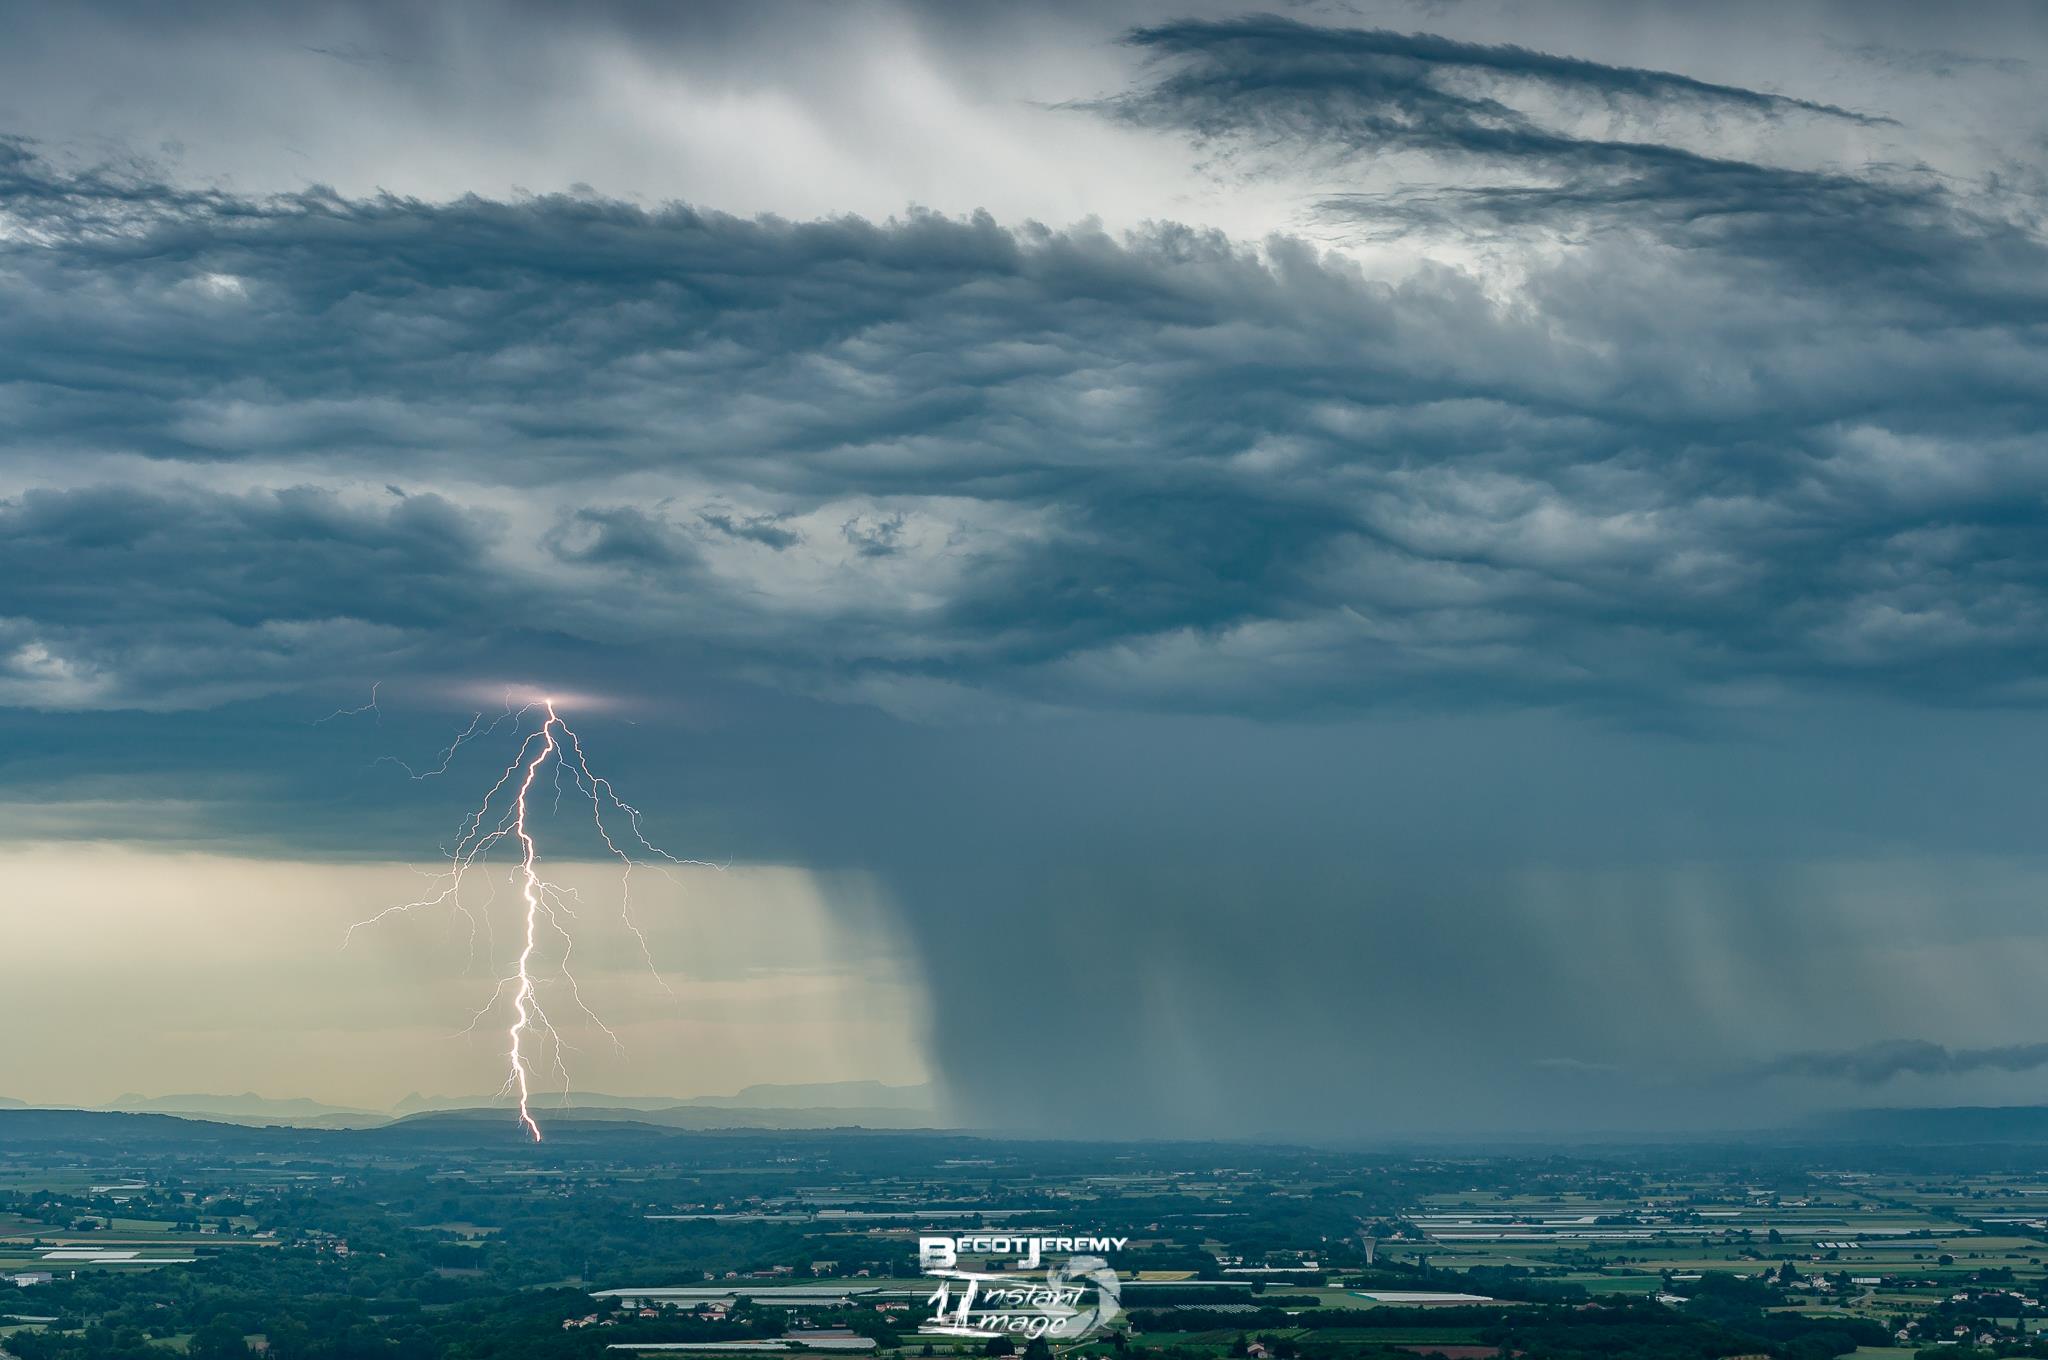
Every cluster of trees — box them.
[1129,1295,1893,1360]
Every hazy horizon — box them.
[7,1078,938,1113]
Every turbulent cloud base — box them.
[6,106,2046,721]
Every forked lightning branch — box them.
[336,692,711,1141]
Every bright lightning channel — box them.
[343,694,710,1141]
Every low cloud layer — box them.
[1106,17,2044,296]
[5,90,2048,724]
[1104,17,1884,154]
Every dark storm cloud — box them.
[1103,16,1883,153]
[1099,16,2035,299]
[699,509,802,551]
[545,507,698,569]
[4,121,2047,719]
[0,483,506,706]
[1756,1039,2048,1085]
[841,513,909,559]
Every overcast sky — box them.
[6,0,2048,1137]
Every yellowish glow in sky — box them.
[3,843,932,1110]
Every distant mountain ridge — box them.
[26,1082,945,1131]
[107,1092,383,1119]
[393,1081,935,1115]
[0,1108,986,1166]
[1807,1104,2048,1143]
[695,1080,933,1110]
[398,1103,939,1131]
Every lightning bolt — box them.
[504,705,559,1141]
[342,693,712,1141]
[314,680,381,725]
